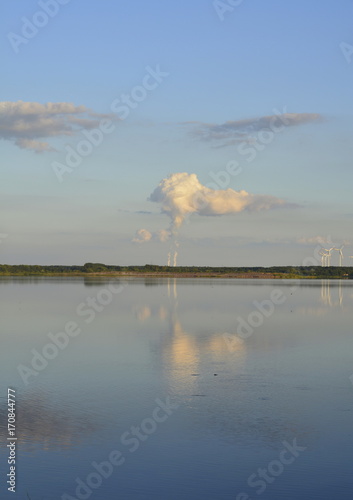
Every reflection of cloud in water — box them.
[135,305,151,321]
[0,391,97,450]
[296,307,329,316]
[167,317,200,372]
[136,278,246,397]
[158,305,168,320]
[134,279,314,447]
[133,305,169,322]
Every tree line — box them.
[0,263,352,278]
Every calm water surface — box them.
[1,278,353,499]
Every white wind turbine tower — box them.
[333,246,344,267]
[326,247,334,266]
[321,248,334,266]
[319,249,328,267]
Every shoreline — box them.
[0,264,352,280]
[0,272,351,279]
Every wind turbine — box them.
[333,246,344,267]
[320,247,334,266]
[326,247,334,266]
[319,249,328,267]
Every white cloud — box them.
[132,229,153,244]
[0,101,115,153]
[149,172,295,229]
[15,138,56,153]
[132,228,171,244]
[155,229,171,242]
[296,236,333,246]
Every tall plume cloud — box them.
[149,172,292,228]
[0,101,115,153]
[136,172,295,266]
[183,111,323,148]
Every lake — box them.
[1,277,353,499]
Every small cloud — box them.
[15,138,56,153]
[0,101,116,153]
[132,229,153,244]
[117,209,155,215]
[297,236,333,246]
[132,228,171,244]
[182,112,323,148]
[156,229,171,242]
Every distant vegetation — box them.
[0,263,352,278]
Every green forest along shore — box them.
[0,263,352,279]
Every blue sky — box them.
[1,0,353,266]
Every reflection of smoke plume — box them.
[148,172,293,264]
